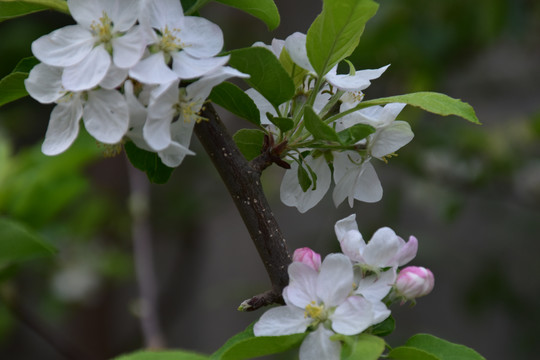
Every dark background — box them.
[0,0,539,359]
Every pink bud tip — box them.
[292,247,322,271]
[395,266,434,300]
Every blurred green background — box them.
[0,0,539,359]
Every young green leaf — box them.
[265,113,294,132]
[337,123,375,145]
[232,129,266,160]
[0,0,69,21]
[355,92,480,124]
[124,141,174,184]
[370,315,395,337]
[338,333,386,360]
[297,162,312,192]
[389,333,486,360]
[304,105,340,142]
[227,47,295,108]
[306,0,379,76]
[214,0,279,30]
[210,82,261,126]
[0,57,39,107]
[210,323,305,360]
[0,217,56,268]
[113,349,209,360]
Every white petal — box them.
[352,162,383,203]
[99,63,128,89]
[62,45,110,91]
[186,64,247,101]
[339,230,366,263]
[129,52,178,85]
[172,52,229,80]
[371,300,392,325]
[325,64,390,92]
[180,16,224,58]
[103,0,139,32]
[83,89,129,143]
[141,0,184,29]
[68,0,103,29]
[284,32,314,72]
[286,262,318,309]
[370,121,414,158]
[299,327,340,360]
[112,26,147,68]
[280,156,331,213]
[158,141,194,167]
[144,81,179,150]
[245,88,276,125]
[32,25,94,67]
[331,296,373,335]
[316,254,353,307]
[253,306,310,336]
[24,63,64,104]
[334,214,359,242]
[42,98,83,155]
[363,227,401,267]
[355,270,396,302]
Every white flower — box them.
[129,0,229,84]
[24,63,129,155]
[254,254,386,360]
[334,214,418,270]
[31,0,146,91]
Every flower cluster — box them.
[254,214,434,360]
[24,0,247,166]
[248,33,414,212]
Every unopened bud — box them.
[395,266,434,301]
[292,247,321,271]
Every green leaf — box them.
[337,123,376,145]
[370,315,395,337]
[232,129,265,160]
[210,82,260,126]
[397,333,486,360]
[210,323,305,360]
[306,0,379,76]
[358,92,480,124]
[279,48,309,88]
[228,47,295,108]
[0,57,39,107]
[0,217,56,268]
[388,346,440,360]
[304,105,340,142]
[0,0,70,21]
[297,162,312,192]
[113,349,209,360]
[339,334,386,360]
[214,0,279,30]
[124,141,174,184]
[265,113,294,132]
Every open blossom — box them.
[32,0,146,91]
[394,266,435,301]
[129,0,229,84]
[334,214,418,270]
[24,63,129,155]
[254,254,390,360]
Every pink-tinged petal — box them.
[42,98,83,155]
[370,121,414,158]
[331,296,373,335]
[326,64,390,92]
[293,248,322,271]
[316,254,353,307]
[112,26,147,68]
[395,266,434,300]
[392,235,418,266]
[141,0,184,29]
[355,269,396,302]
[129,52,178,85]
[284,32,314,72]
[364,227,401,267]
[286,262,318,309]
[32,25,94,67]
[62,45,110,92]
[99,63,128,90]
[171,52,229,80]
[180,16,224,58]
[299,327,340,360]
[24,63,64,104]
[280,156,331,213]
[253,306,310,336]
[83,89,129,143]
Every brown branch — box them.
[195,104,291,311]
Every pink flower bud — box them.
[395,266,434,301]
[292,247,321,271]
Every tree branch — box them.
[195,105,291,310]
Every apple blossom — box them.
[394,266,435,302]
[292,247,322,271]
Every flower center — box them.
[304,301,326,321]
[91,11,114,44]
[159,26,186,53]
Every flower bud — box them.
[292,247,321,271]
[395,266,434,301]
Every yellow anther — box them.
[381,152,398,164]
[90,11,113,43]
[304,301,325,320]
[159,26,186,53]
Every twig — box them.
[126,160,166,348]
[195,104,291,310]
